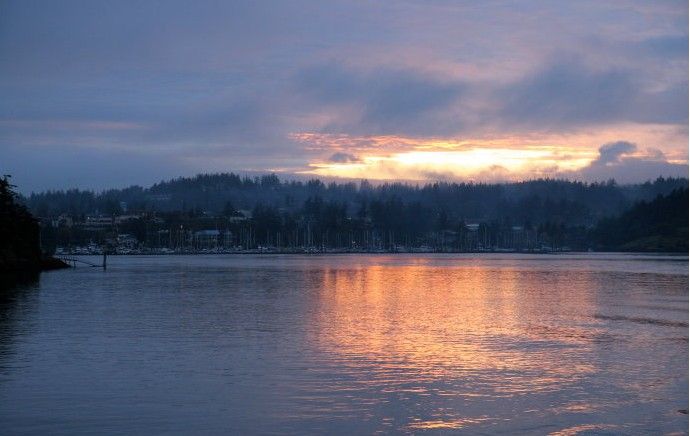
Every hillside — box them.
[593,189,689,252]
[24,174,688,229]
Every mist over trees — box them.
[25,173,686,220]
[23,173,689,252]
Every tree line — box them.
[24,174,689,252]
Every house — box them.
[114,214,140,225]
[194,230,220,249]
[84,215,114,230]
[227,210,252,223]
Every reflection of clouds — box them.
[406,416,492,430]
[290,260,687,432]
[549,423,620,436]
[303,264,602,430]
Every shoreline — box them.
[57,250,689,256]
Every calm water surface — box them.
[0,254,687,434]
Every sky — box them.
[0,0,688,193]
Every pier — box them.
[57,254,106,269]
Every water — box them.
[0,254,687,434]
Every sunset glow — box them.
[291,128,687,181]
[304,148,596,181]
[0,0,687,191]
[0,1,687,435]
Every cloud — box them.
[593,141,638,165]
[0,73,293,159]
[295,57,688,140]
[0,1,687,190]
[294,65,465,136]
[574,141,688,183]
[636,35,689,59]
[498,58,688,129]
[328,152,360,163]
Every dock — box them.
[57,253,107,269]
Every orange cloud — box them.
[302,148,594,182]
[291,125,687,182]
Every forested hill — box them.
[24,174,687,229]
[593,188,689,252]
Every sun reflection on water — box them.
[300,262,608,431]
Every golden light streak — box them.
[304,262,600,429]
[291,126,688,181]
[290,123,688,157]
[302,148,595,181]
